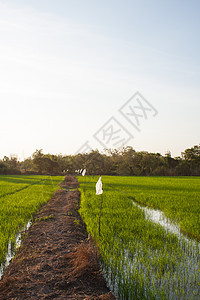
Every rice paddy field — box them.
[78,176,200,299]
[0,175,63,269]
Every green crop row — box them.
[100,176,200,240]
[0,175,63,265]
[78,176,200,299]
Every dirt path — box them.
[0,176,115,300]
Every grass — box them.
[78,175,200,299]
[0,175,64,265]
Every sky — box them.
[0,0,199,160]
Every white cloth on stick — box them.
[96,176,103,195]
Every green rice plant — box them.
[0,175,63,266]
[102,176,200,240]
[0,175,37,197]
[78,175,200,299]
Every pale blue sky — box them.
[0,0,199,160]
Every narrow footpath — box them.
[0,175,115,300]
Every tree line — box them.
[0,144,199,176]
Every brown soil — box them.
[0,176,115,300]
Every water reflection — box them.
[0,221,32,280]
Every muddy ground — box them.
[0,176,115,300]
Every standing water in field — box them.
[0,220,32,280]
[102,201,200,299]
[78,176,200,299]
[131,201,200,298]
[132,200,200,265]
[132,200,196,242]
